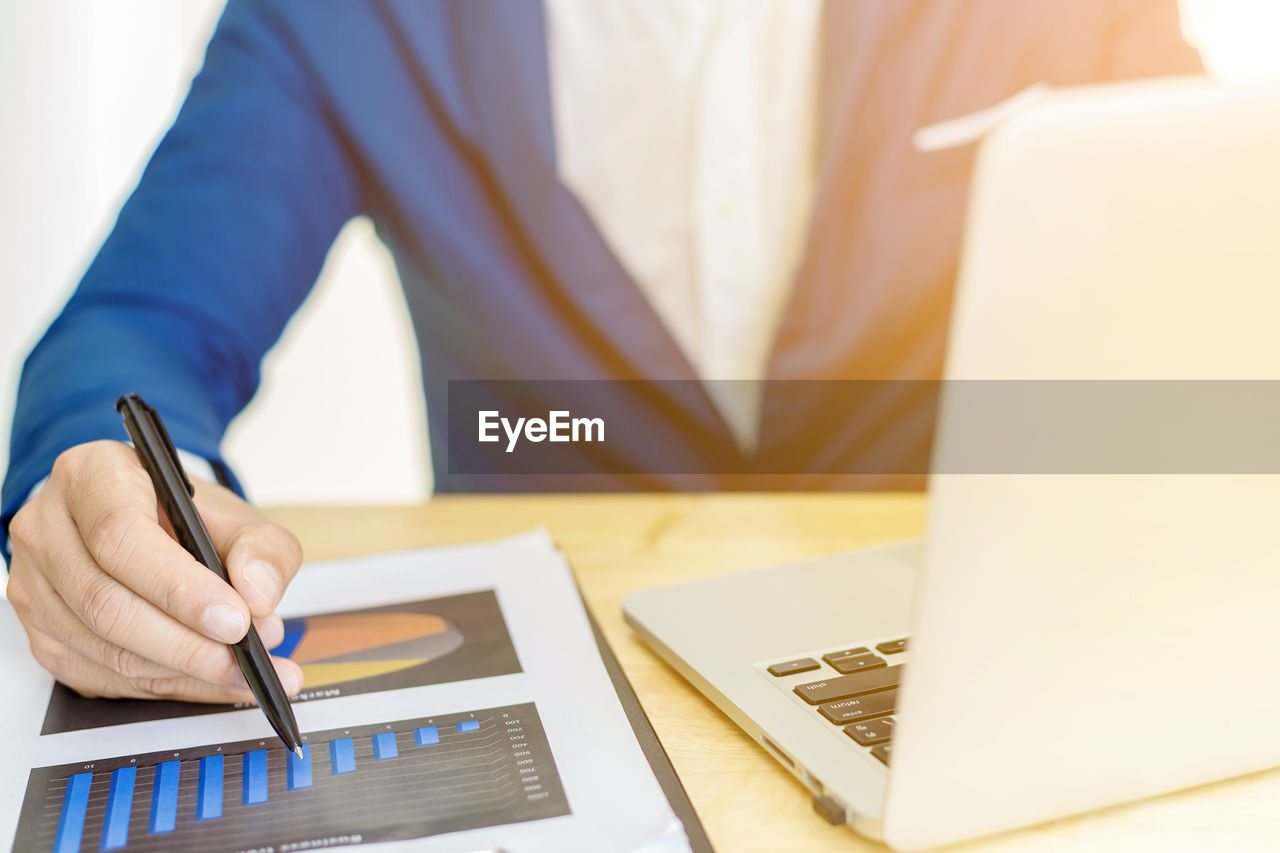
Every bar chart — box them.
[14,703,569,853]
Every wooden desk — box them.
[263,494,1279,853]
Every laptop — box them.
[622,77,1280,849]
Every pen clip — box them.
[138,398,195,497]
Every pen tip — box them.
[293,746,304,759]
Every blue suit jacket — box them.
[3,0,1199,560]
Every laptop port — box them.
[759,734,794,769]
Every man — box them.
[2,1,1199,703]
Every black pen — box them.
[116,393,304,758]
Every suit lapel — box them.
[452,0,732,444]
[454,1,699,383]
[765,0,907,383]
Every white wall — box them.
[0,1,429,506]
[1,1,1275,508]
[222,218,429,505]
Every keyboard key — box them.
[794,665,902,705]
[844,716,895,746]
[875,639,908,655]
[871,743,892,765]
[767,658,820,677]
[821,648,869,665]
[819,689,896,724]
[830,653,886,675]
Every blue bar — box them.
[242,750,268,806]
[372,732,398,760]
[414,726,439,746]
[457,720,480,733]
[197,756,224,820]
[100,766,137,851]
[330,738,355,774]
[149,761,180,835]
[287,744,312,790]
[53,772,92,853]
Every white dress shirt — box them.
[545,0,823,450]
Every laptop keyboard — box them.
[763,637,908,767]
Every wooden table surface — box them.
[263,494,1280,853]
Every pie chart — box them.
[270,611,464,688]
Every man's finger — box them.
[256,613,285,650]
[60,445,252,644]
[73,506,251,644]
[41,542,262,692]
[33,579,304,699]
[35,548,249,688]
[45,639,258,703]
[27,622,194,685]
[194,480,303,617]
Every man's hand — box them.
[6,440,305,703]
